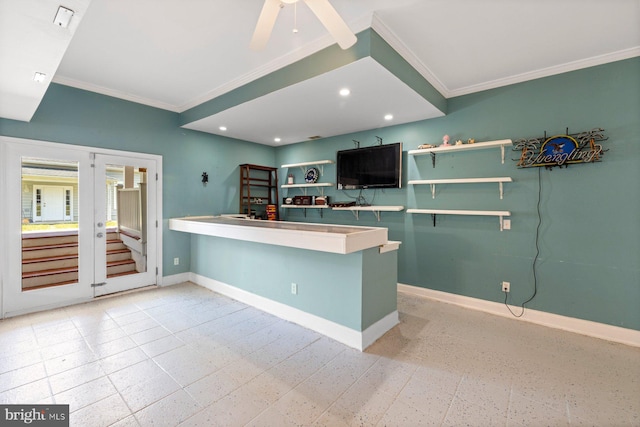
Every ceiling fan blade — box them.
[304,0,357,49]
[250,0,282,51]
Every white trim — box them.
[0,136,164,315]
[398,283,640,348]
[362,310,399,350]
[54,16,376,116]
[447,47,640,98]
[371,14,449,98]
[160,272,191,287]
[190,273,398,351]
[372,14,640,100]
[52,76,181,113]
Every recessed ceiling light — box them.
[33,72,46,83]
[384,114,393,121]
[339,88,350,97]
[274,137,281,143]
[219,126,227,131]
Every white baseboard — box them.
[190,273,397,351]
[362,310,399,350]
[398,283,640,348]
[160,272,191,287]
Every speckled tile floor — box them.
[0,282,638,426]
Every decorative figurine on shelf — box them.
[418,143,436,149]
[455,140,464,146]
[467,138,476,144]
[441,134,450,146]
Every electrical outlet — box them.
[173,257,179,266]
[502,281,510,292]
[291,283,298,295]
[503,219,511,230]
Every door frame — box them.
[93,153,158,297]
[0,136,163,318]
[33,185,74,222]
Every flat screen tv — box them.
[336,142,402,190]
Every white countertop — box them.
[169,216,390,254]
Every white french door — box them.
[92,154,157,297]
[1,138,160,317]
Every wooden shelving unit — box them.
[239,164,278,220]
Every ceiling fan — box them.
[250,0,357,51]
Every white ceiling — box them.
[0,0,91,121]
[2,0,639,145]
[183,57,444,145]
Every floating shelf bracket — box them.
[407,209,511,231]
[281,160,334,177]
[344,208,383,221]
[332,205,405,222]
[408,139,513,168]
[280,205,328,218]
[409,177,512,199]
[281,182,333,196]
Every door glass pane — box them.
[105,164,147,277]
[21,157,79,291]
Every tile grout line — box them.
[440,373,466,426]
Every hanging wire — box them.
[505,166,541,317]
[293,1,298,33]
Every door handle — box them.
[96,232,104,238]
[97,222,104,227]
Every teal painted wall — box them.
[276,57,640,330]
[0,84,276,276]
[362,248,398,329]
[1,58,637,332]
[190,235,397,330]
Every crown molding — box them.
[52,75,181,112]
[371,14,640,100]
[371,13,451,98]
[447,47,640,98]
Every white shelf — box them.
[281,182,333,189]
[407,208,511,231]
[332,205,405,221]
[281,204,330,209]
[281,160,334,169]
[408,139,513,166]
[281,203,330,218]
[282,160,334,193]
[281,181,333,196]
[408,177,513,199]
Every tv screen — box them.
[336,142,402,190]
